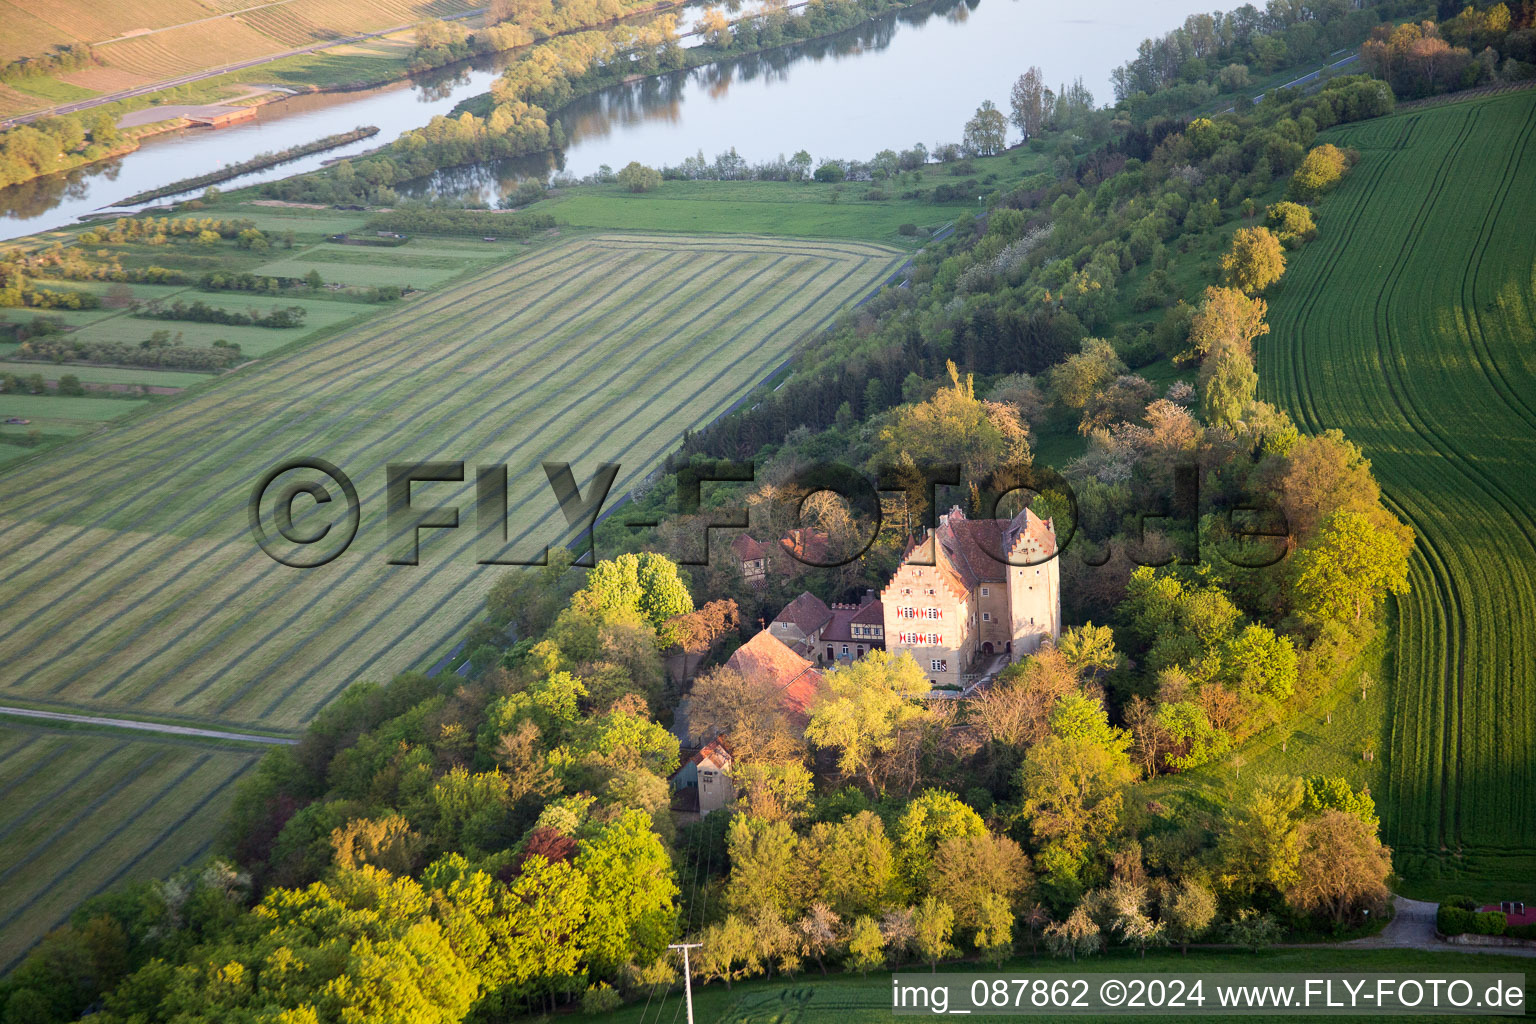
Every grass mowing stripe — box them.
[64,248,700,707]
[0,732,43,772]
[0,736,63,801]
[229,251,828,720]
[0,741,127,842]
[0,246,645,664]
[397,249,906,684]
[0,240,594,530]
[0,766,246,977]
[0,748,176,895]
[324,253,889,716]
[0,241,615,588]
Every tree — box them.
[1292,509,1413,625]
[1016,695,1136,890]
[1043,901,1099,961]
[1009,68,1047,139]
[698,7,732,47]
[796,902,842,974]
[1106,878,1164,957]
[846,916,886,975]
[725,815,801,919]
[574,552,693,646]
[804,811,902,917]
[912,896,956,971]
[805,650,926,789]
[697,914,754,988]
[1200,344,1258,432]
[1274,430,1383,543]
[577,810,680,974]
[931,834,1031,932]
[963,100,1008,156]
[1289,143,1351,200]
[895,789,988,893]
[1265,201,1316,247]
[1056,622,1120,679]
[1163,877,1218,954]
[1220,227,1285,294]
[1215,775,1304,901]
[1183,286,1269,364]
[878,361,1031,484]
[687,665,803,763]
[617,161,662,192]
[974,892,1014,965]
[1286,810,1392,928]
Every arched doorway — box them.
[982,641,994,654]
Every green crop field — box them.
[1260,89,1536,899]
[0,231,905,735]
[0,726,256,973]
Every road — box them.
[0,6,488,130]
[0,705,297,745]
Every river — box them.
[1,0,1201,241]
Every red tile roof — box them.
[781,527,832,565]
[726,631,826,723]
[731,534,768,561]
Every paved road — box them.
[0,705,297,745]
[0,6,488,130]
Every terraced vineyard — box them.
[0,231,905,734]
[0,726,257,973]
[1261,89,1536,896]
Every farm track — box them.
[0,232,902,730]
[1260,90,1536,890]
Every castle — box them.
[881,505,1060,692]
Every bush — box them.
[1437,905,1476,935]
[1472,911,1508,936]
[1265,201,1317,248]
[55,374,85,396]
[1444,894,1478,911]
[581,983,623,1014]
[616,161,662,193]
[898,223,918,236]
[1289,143,1354,201]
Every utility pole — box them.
[669,942,702,1024]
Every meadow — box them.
[0,724,257,973]
[530,150,1049,249]
[1259,89,1536,899]
[588,948,1536,1024]
[0,230,905,735]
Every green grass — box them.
[583,948,1536,1024]
[1136,632,1391,821]
[0,232,905,733]
[8,77,97,103]
[0,726,256,974]
[0,362,213,389]
[531,151,1048,247]
[0,394,153,421]
[1259,88,1536,901]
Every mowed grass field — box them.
[0,725,257,973]
[1259,89,1536,898]
[0,231,905,734]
